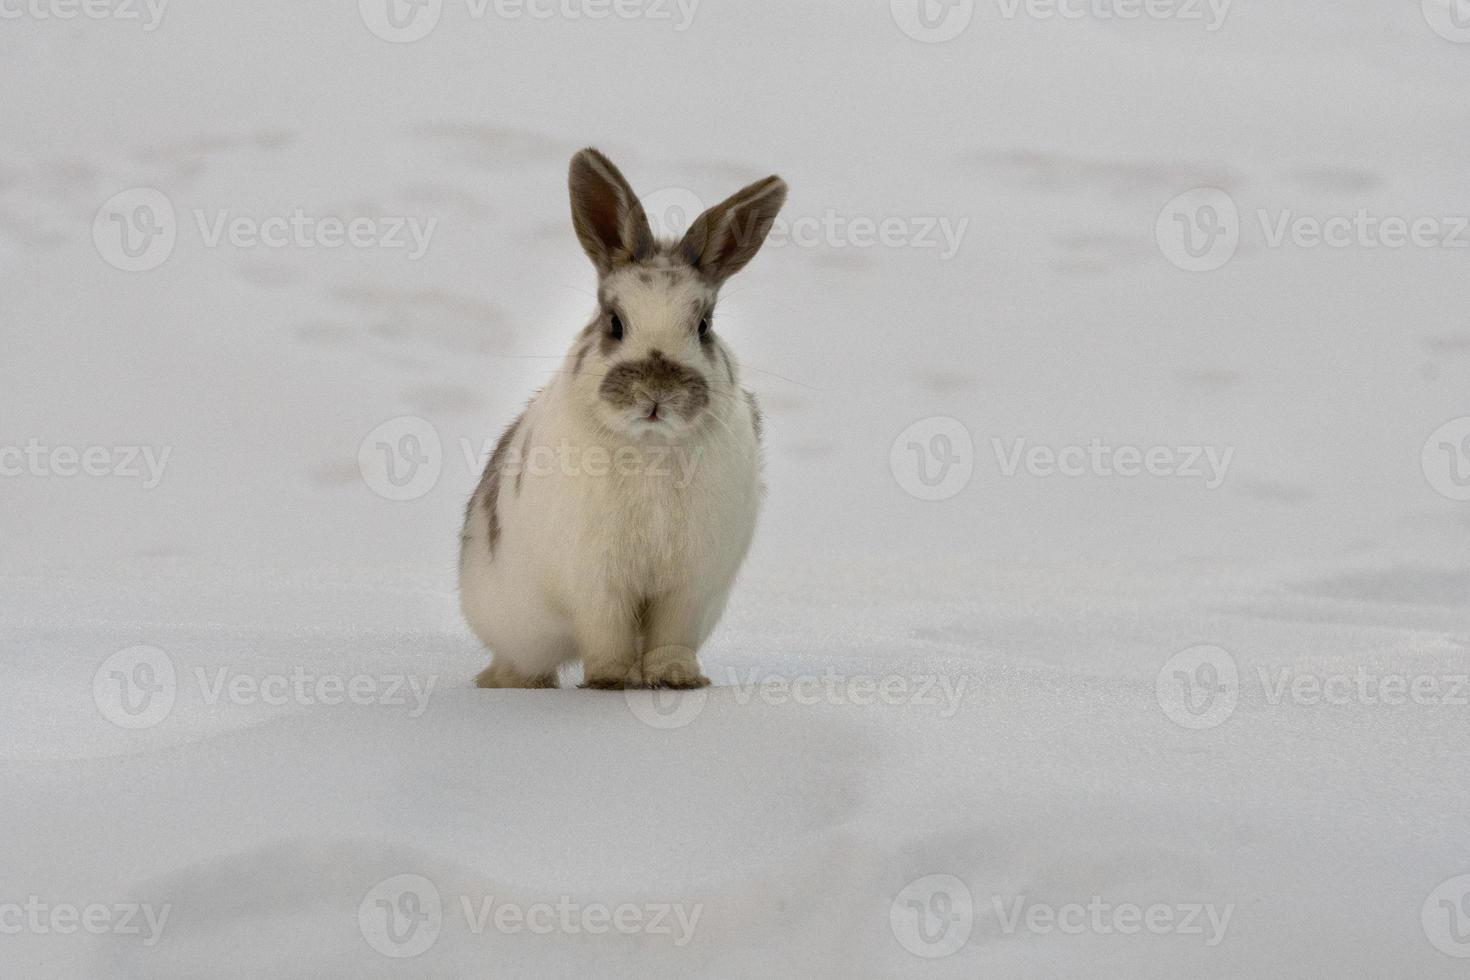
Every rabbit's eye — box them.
[697,317,710,339]
[608,312,624,341]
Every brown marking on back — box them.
[472,412,524,556]
[514,424,533,495]
[744,389,763,443]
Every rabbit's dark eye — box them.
[608,312,624,341]
[697,317,710,339]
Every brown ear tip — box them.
[569,147,605,172]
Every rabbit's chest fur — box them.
[538,398,760,598]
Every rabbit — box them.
[460,148,787,690]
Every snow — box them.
[3,0,1470,976]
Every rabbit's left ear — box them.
[569,148,655,273]
[679,175,788,284]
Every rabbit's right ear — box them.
[569,148,655,274]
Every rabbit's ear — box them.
[569,148,655,273]
[679,175,787,284]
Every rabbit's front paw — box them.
[641,646,709,689]
[580,672,642,690]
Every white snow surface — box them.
[3,1,1470,976]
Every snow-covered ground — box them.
[3,1,1469,976]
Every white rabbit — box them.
[460,148,787,689]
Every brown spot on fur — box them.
[745,389,763,442]
[720,343,735,385]
[471,412,524,556]
[598,351,710,420]
[632,595,652,635]
[515,425,533,495]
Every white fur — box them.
[459,266,764,688]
